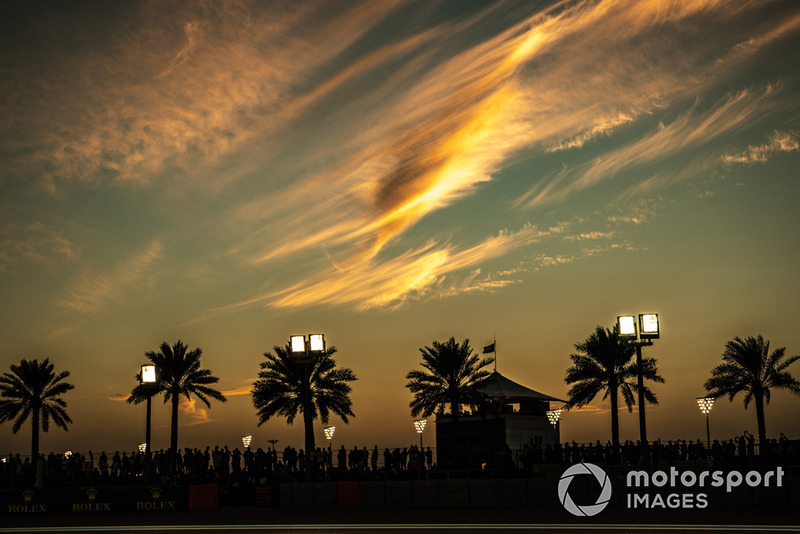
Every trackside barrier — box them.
[2,486,187,514]
[255,487,272,507]
[275,474,800,509]
[336,481,360,508]
[188,484,218,511]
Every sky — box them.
[2,0,800,457]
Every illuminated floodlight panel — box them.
[141,364,157,384]
[617,316,637,338]
[138,443,147,453]
[414,419,427,433]
[639,313,660,339]
[290,335,306,354]
[546,409,562,425]
[324,426,336,440]
[242,435,252,448]
[696,397,714,414]
[309,334,325,352]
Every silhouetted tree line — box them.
[2,332,800,490]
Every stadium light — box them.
[697,396,715,450]
[413,418,427,449]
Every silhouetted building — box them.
[435,371,566,453]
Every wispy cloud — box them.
[215,0,795,311]
[565,403,611,415]
[221,384,253,397]
[1,1,405,192]
[0,222,79,274]
[5,0,798,314]
[109,391,220,425]
[59,239,163,314]
[517,85,784,207]
[546,113,635,153]
[268,224,542,310]
[178,397,213,426]
[563,231,614,242]
[722,130,799,164]
[157,21,202,79]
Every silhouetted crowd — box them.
[520,433,799,471]
[1,444,437,489]
[3,434,798,490]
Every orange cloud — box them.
[8,0,796,315]
[178,396,212,426]
[220,385,253,397]
[238,224,540,311]
[231,0,789,295]
[722,130,799,164]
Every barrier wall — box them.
[3,473,798,514]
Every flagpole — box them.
[483,336,497,371]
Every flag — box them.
[482,342,495,354]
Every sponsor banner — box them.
[2,485,188,514]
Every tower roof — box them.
[478,371,566,403]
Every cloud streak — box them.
[722,130,799,164]
[255,224,543,311]
[517,84,786,207]
[223,0,799,309]
[4,0,799,314]
[0,222,79,274]
[59,240,163,314]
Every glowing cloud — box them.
[722,131,800,164]
[267,224,542,310]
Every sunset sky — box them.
[2,0,799,457]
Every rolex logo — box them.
[150,487,161,499]
[87,488,98,502]
[22,490,33,503]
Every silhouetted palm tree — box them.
[704,335,800,448]
[564,326,664,447]
[252,344,357,471]
[128,341,226,456]
[0,358,74,459]
[405,337,494,431]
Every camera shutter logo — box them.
[558,463,612,516]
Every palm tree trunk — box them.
[449,397,461,442]
[31,407,40,461]
[170,390,179,478]
[302,361,315,481]
[609,383,620,448]
[170,391,179,452]
[449,397,460,468]
[303,402,315,480]
[754,392,767,453]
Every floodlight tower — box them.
[413,419,427,449]
[616,314,659,446]
[546,408,562,446]
[696,397,715,450]
[289,333,326,481]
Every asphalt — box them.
[2,505,799,534]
